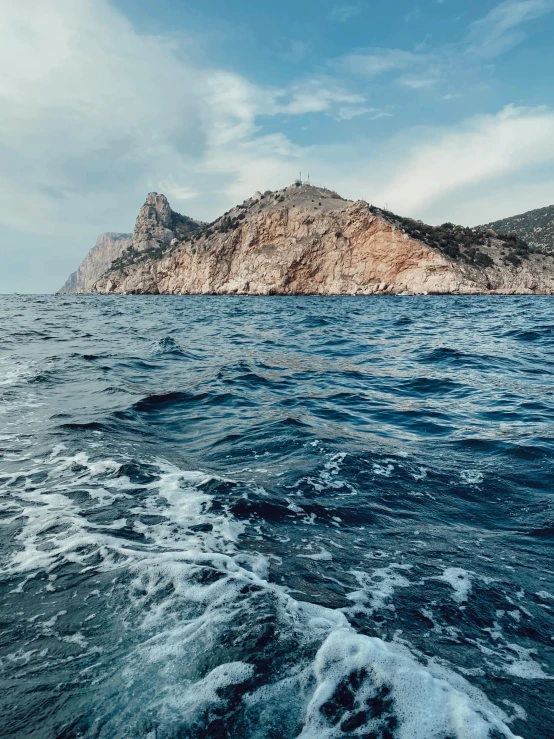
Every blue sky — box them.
[2,0,554,292]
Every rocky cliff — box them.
[58,232,132,294]
[121,192,203,258]
[483,204,554,255]
[92,185,554,296]
[58,193,203,294]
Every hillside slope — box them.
[483,204,554,254]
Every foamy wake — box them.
[0,447,521,738]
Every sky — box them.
[2,0,554,292]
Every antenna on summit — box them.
[295,171,311,186]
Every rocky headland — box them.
[57,232,132,294]
[64,184,554,295]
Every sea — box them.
[0,294,553,739]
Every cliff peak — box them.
[112,192,204,270]
[140,192,173,228]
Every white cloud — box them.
[335,107,392,121]
[198,132,307,207]
[277,84,366,116]
[442,176,554,226]
[335,48,445,91]
[200,72,276,147]
[466,0,554,58]
[398,76,438,89]
[377,105,554,216]
[0,0,205,233]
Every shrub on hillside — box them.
[473,251,494,268]
[505,252,521,267]
[367,205,531,269]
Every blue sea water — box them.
[0,294,553,739]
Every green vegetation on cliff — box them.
[483,204,554,255]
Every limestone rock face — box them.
[132,192,203,254]
[92,185,554,296]
[57,232,132,294]
[58,193,203,294]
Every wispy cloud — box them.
[377,105,554,214]
[337,49,432,77]
[466,0,554,58]
[333,0,554,93]
[397,75,438,89]
[335,106,392,121]
[275,83,366,116]
[404,6,422,22]
[335,48,443,92]
[328,4,364,22]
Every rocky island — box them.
[62,184,554,295]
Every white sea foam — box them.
[470,616,553,682]
[298,450,357,496]
[373,461,395,477]
[412,466,428,481]
[300,630,519,739]
[0,448,525,738]
[345,563,412,615]
[502,700,527,722]
[0,451,242,578]
[298,548,333,561]
[503,645,552,680]
[460,470,484,485]
[0,356,34,386]
[439,567,473,604]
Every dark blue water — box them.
[1,295,553,739]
